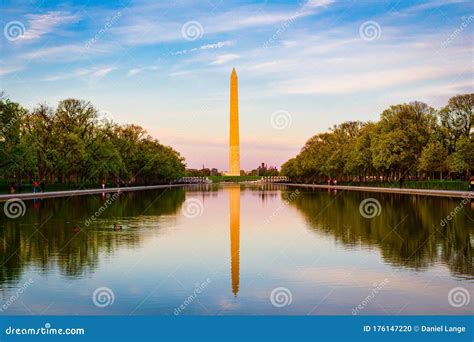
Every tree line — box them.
[281,94,473,183]
[0,94,186,186]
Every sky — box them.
[1,0,473,170]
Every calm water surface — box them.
[0,184,472,315]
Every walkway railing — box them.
[177,177,212,184]
[261,176,290,183]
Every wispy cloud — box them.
[91,67,114,78]
[200,41,234,50]
[18,11,80,42]
[114,1,335,46]
[175,41,233,55]
[43,66,114,81]
[402,0,470,12]
[0,66,24,76]
[274,65,469,95]
[305,0,336,8]
[21,43,112,62]
[127,68,144,77]
[210,54,240,65]
[169,70,191,77]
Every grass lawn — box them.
[208,175,261,182]
[336,180,470,191]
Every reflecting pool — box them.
[0,184,472,315]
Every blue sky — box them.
[1,0,473,170]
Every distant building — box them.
[252,162,279,176]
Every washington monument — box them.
[229,68,240,176]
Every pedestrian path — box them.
[0,184,185,201]
[281,183,472,198]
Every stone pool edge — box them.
[0,184,189,202]
[279,183,472,199]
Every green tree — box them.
[447,136,474,177]
[418,141,448,179]
[281,95,473,183]
[440,94,473,150]
[0,94,33,180]
[1,95,186,187]
[370,102,436,179]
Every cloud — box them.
[43,68,90,81]
[169,70,191,77]
[90,67,114,78]
[21,43,113,62]
[18,11,80,42]
[305,0,336,7]
[43,67,114,81]
[210,54,240,65]
[231,21,472,97]
[402,0,469,12]
[0,66,24,76]
[127,68,144,76]
[274,65,468,95]
[200,41,233,50]
[174,41,233,55]
[114,1,335,46]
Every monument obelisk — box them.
[229,68,240,176]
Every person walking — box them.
[102,179,106,189]
[33,180,39,193]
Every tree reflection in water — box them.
[0,188,185,285]
[284,187,473,278]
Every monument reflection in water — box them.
[229,186,240,297]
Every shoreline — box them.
[280,183,472,199]
[0,184,186,202]
[0,183,471,201]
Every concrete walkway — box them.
[0,184,186,202]
[280,183,472,199]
